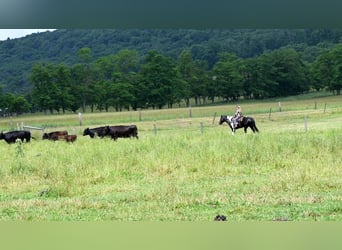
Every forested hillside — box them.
[1,29,341,93]
[0,29,341,114]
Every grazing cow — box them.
[83,126,110,138]
[108,125,138,140]
[65,135,77,143]
[0,130,31,144]
[42,130,68,141]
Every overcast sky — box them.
[0,29,55,41]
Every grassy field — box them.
[0,93,341,221]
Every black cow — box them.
[108,125,138,140]
[0,130,31,144]
[42,130,68,141]
[83,126,110,138]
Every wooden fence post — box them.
[269,108,272,120]
[78,112,82,126]
[138,108,142,121]
[304,115,307,132]
[324,103,327,113]
[153,123,157,135]
[212,112,217,125]
[10,116,13,130]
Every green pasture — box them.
[0,93,341,221]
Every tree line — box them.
[1,29,342,94]
[1,43,341,115]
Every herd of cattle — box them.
[0,125,138,144]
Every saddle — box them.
[233,115,243,128]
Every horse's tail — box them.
[251,119,259,133]
[254,124,259,133]
[246,117,259,133]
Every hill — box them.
[1,29,341,94]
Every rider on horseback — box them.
[232,105,242,128]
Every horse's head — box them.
[219,115,231,125]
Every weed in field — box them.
[11,139,26,174]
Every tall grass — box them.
[0,93,341,221]
[0,117,341,221]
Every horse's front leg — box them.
[229,122,235,135]
[244,127,247,133]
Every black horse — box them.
[219,115,259,134]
